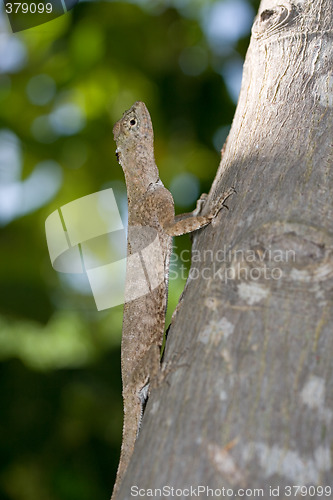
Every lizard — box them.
[111,101,234,498]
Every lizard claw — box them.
[211,186,236,217]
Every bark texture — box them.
[117,1,333,497]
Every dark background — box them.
[0,0,260,498]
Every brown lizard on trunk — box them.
[111,101,234,498]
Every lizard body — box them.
[111,101,234,498]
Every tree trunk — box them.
[116,0,333,497]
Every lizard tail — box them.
[111,391,141,499]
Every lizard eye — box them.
[130,119,136,126]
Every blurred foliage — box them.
[0,0,260,498]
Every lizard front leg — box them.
[162,186,236,236]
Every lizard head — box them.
[113,101,154,163]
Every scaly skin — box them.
[111,102,234,498]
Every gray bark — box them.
[117,0,333,497]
